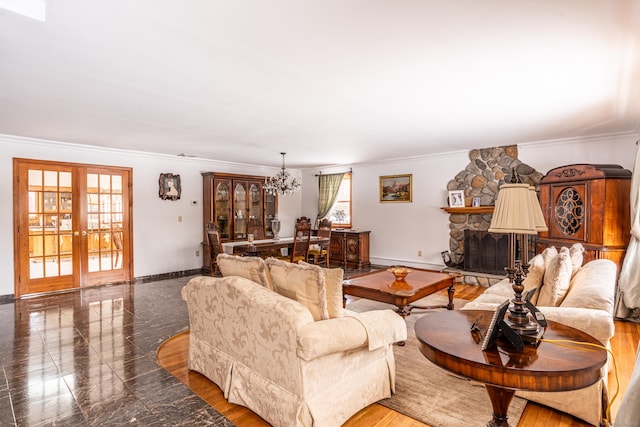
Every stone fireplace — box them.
[445,145,543,281]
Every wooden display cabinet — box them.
[202,172,276,272]
[536,164,632,270]
[329,229,371,270]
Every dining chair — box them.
[207,222,224,276]
[308,218,331,267]
[296,216,312,226]
[112,226,123,268]
[290,217,312,263]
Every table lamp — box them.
[488,172,548,338]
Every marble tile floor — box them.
[0,276,235,426]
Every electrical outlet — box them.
[418,250,423,257]
[195,250,200,257]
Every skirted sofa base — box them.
[182,256,407,427]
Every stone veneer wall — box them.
[446,145,543,272]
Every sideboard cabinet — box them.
[202,172,277,269]
[329,230,371,269]
[535,164,631,270]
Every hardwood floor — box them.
[157,283,640,427]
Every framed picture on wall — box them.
[159,173,181,201]
[380,174,412,202]
[448,190,465,208]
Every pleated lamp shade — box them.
[528,186,548,232]
[489,183,539,234]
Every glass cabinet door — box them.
[265,192,276,238]
[234,182,247,239]
[214,179,231,240]
[249,184,262,220]
[248,183,263,239]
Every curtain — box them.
[317,173,345,223]
[616,142,640,321]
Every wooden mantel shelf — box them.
[441,206,495,214]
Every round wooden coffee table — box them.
[415,310,607,427]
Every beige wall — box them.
[2,132,637,297]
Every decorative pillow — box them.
[520,246,557,304]
[537,247,572,306]
[265,258,329,321]
[540,246,558,270]
[569,243,585,277]
[561,259,617,312]
[299,261,344,318]
[216,253,273,290]
[523,253,545,292]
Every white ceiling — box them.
[1,0,639,168]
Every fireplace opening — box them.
[463,230,509,275]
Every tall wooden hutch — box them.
[536,164,631,270]
[202,172,277,271]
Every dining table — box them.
[222,236,330,258]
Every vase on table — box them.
[271,218,281,240]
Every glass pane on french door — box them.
[28,169,74,279]
[86,173,123,272]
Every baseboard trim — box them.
[133,268,204,283]
[0,269,205,304]
[0,294,15,304]
[369,257,445,271]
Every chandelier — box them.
[264,152,301,196]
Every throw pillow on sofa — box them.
[524,246,558,304]
[569,243,585,277]
[523,253,545,292]
[265,257,330,321]
[217,253,273,290]
[298,261,344,318]
[537,246,573,306]
[541,245,558,270]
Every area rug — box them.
[347,294,527,427]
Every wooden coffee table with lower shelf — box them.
[342,268,459,317]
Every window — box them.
[329,173,351,228]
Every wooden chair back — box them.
[309,218,331,266]
[112,226,124,268]
[207,222,224,276]
[290,218,312,263]
[317,218,332,238]
[296,216,312,225]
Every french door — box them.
[14,159,133,297]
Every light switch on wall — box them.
[178,216,182,222]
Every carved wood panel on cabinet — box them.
[329,230,371,270]
[536,164,631,271]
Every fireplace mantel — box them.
[441,206,494,214]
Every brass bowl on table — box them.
[387,266,413,281]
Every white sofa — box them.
[181,254,407,427]
[462,245,617,426]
